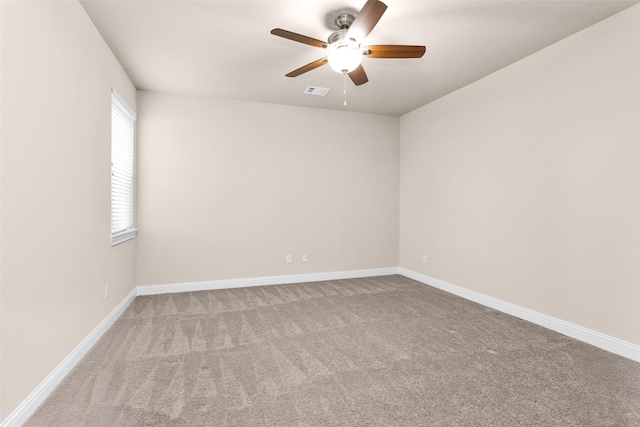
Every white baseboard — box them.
[400,268,640,363]
[0,288,137,427]
[135,267,401,296]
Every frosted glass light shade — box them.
[327,44,362,74]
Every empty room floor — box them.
[25,275,640,426]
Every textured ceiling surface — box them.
[81,0,638,116]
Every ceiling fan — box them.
[271,0,426,86]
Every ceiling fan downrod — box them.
[329,14,356,45]
[335,13,355,30]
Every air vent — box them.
[304,86,330,96]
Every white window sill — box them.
[111,229,137,246]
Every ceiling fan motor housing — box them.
[328,29,350,45]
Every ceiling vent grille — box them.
[304,86,330,96]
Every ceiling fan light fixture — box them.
[271,0,425,86]
[327,43,362,74]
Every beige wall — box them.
[135,92,399,286]
[0,1,137,419]
[399,4,640,345]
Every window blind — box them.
[111,89,137,245]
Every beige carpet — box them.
[25,275,640,426]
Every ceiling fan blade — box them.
[366,45,426,58]
[348,64,368,86]
[271,28,327,48]
[347,0,388,42]
[285,58,328,77]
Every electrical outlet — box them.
[302,254,308,263]
[286,255,293,264]
[105,284,110,299]
[422,255,428,264]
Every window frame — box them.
[110,89,137,246]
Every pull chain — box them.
[343,72,347,107]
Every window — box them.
[111,89,137,245]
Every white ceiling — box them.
[81,0,638,116]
